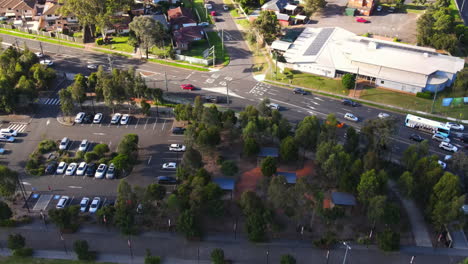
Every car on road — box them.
[76,162,88,176]
[210,11,216,16]
[75,112,85,123]
[169,144,186,152]
[342,99,360,107]
[378,113,390,119]
[78,139,89,152]
[56,161,68,174]
[39,59,53,66]
[181,84,195,90]
[156,176,178,185]
[438,160,447,170]
[162,162,177,170]
[85,163,96,177]
[95,163,107,179]
[45,161,58,174]
[344,113,359,122]
[204,3,212,9]
[432,133,450,143]
[326,120,345,128]
[388,6,396,12]
[444,155,452,161]
[0,128,18,137]
[93,113,103,124]
[35,52,44,58]
[409,134,424,142]
[59,137,70,150]
[89,197,101,213]
[65,162,78,176]
[446,122,464,131]
[199,22,210,27]
[120,114,130,125]
[356,17,369,23]
[439,142,458,152]
[376,5,382,11]
[80,197,90,212]
[87,64,98,70]
[268,103,280,110]
[106,163,116,179]
[293,88,309,95]
[111,113,122,124]
[172,127,185,134]
[56,196,69,209]
[0,135,15,142]
[223,4,229,10]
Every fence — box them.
[174,54,211,66]
[0,24,84,43]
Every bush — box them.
[0,219,17,227]
[377,229,400,251]
[280,254,296,264]
[12,248,33,257]
[75,151,85,160]
[95,38,104,45]
[7,233,25,250]
[84,151,99,163]
[342,73,356,90]
[416,91,433,99]
[37,139,57,154]
[313,231,337,249]
[98,157,111,165]
[210,248,225,264]
[93,144,110,157]
[145,255,161,264]
[221,160,238,176]
[73,240,96,261]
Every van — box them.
[0,128,17,137]
[432,133,450,143]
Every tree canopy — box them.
[253,11,281,44]
[129,16,167,59]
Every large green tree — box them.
[261,157,277,177]
[58,88,74,117]
[303,0,327,15]
[295,115,321,151]
[253,11,281,44]
[129,16,166,59]
[0,166,17,197]
[280,136,298,163]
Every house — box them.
[280,27,465,94]
[347,0,375,16]
[39,1,79,33]
[167,7,196,30]
[0,0,36,20]
[261,0,289,13]
[106,15,131,34]
[258,147,279,158]
[330,192,357,207]
[146,14,169,30]
[277,171,296,184]
[213,177,235,199]
[173,26,204,50]
[276,13,290,27]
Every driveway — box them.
[309,0,420,43]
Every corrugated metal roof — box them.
[258,147,279,157]
[331,192,356,206]
[277,171,296,184]
[213,178,235,191]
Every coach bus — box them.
[404,114,450,137]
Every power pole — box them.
[212,45,215,66]
[226,82,230,105]
[39,42,43,54]
[431,86,439,113]
[275,52,278,80]
[164,71,168,92]
[352,67,359,97]
[221,29,224,60]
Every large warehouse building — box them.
[275,27,465,94]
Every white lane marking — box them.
[46,119,50,126]
[152,118,158,130]
[93,133,106,136]
[269,98,327,117]
[202,87,244,99]
[312,101,319,105]
[135,118,140,129]
[68,186,82,189]
[144,118,149,129]
[314,97,324,101]
[148,156,152,165]
[22,182,31,185]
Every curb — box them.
[56,116,74,126]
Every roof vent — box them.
[368,41,378,49]
[423,52,429,58]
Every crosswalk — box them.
[37,97,60,105]
[7,122,28,133]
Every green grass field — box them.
[0,29,84,48]
[101,36,134,53]
[148,58,210,71]
[206,31,230,65]
[0,257,116,264]
[181,39,210,58]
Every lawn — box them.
[235,19,250,29]
[148,58,210,71]
[206,31,230,65]
[0,29,84,48]
[181,39,210,58]
[101,36,134,53]
[403,4,427,14]
[0,257,116,264]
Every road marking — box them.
[152,118,158,130]
[108,141,112,149]
[93,133,106,136]
[314,97,324,101]
[144,118,149,129]
[135,118,140,129]
[312,101,319,105]
[68,186,83,189]
[148,156,152,165]
[107,122,111,127]
[22,181,31,185]
[168,139,181,142]
[46,119,50,126]
[185,73,193,79]
[269,98,327,117]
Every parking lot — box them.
[26,191,116,213]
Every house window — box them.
[381,80,384,84]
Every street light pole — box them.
[352,67,359,98]
[342,242,351,264]
[266,249,269,264]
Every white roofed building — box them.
[280,27,465,94]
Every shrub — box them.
[12,248,33,257]
[98,157,111,165]
[75,151,85,160]
[73,240,96,261]
[313,231,337,249]
[280,254,296,264]
[93,144,110,157]
[7,233,25,250]
[221,160,238,176]
[0,219,16,227]
[416,91,433,99]
[377,229,400,251]
[84,151,99,163]
[342,73,356,90]
[95,38,104,45]
[210,248,225,264]
[37,139,57,154]
[145,255,161,264]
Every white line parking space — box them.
[32,194,53,211]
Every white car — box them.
[80,197,90,212]
[106,163,116,179]
[439,142,458,152]
[35,52,44,58]
[56,196,69,209]
[205,3,213,9]
[268,103,280,110]
[120,114,130,125]
[89,197,101,213]
[378,113,390,119]
[446,122,464,131]
[65,162,78,176]
[76,162,88,176]
[223,4,229,10]
[87,64,98,70]
[111,113,122,124]
[95,163,107,179]
[432,133,450,143]
[59,137,70,150]
[344,113,359,122]
[162,162,177,170]
[438,160,447,169]
[0,128,18,137]
[376,5,382,11]
[75,112,85,123]
[93,113,103,124]
[39,59,53,66]
[0,135,15,142]
[199,22,209,27]
[444,155,452,161]
[78,139,89,152]
[169,144,186,152]
[56,161,68,174]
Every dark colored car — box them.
[409,134,424,142]
[156,176,178,185]
[342,99,360,107]
[85,163,96,177]
[172,127,186,134]
[293,88,309,95]
[45,161,58,174]
[83,113,93,124]
[103,199,115,207]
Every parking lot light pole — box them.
[342,242,351,264]
[266,249,269,264]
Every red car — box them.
[356,17,369,23]
[210,11,216,16]
[180,84,195,90]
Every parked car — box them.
[76,162,88,176]
[344,113,359,122]
[446,122,464,131]
[356,17,369,23]
[156,176,178,185]
[204,3,213,9]
[293,88,309,95]
[342,99,360,107]
[162,162,177,170]
[210,11,216,16]
[111,113,122,124]
[0,135,15,142]
[85,163,96,177]
[439,142,458,152]
[388,6,396,12]
[89,197,101,213]
[438,160,447,170]
[56,161,68,174]
[35,52,44,58]
[45,161,58,174]
[87,64,98,70]
[93,113,103,124]
[409,134,424,142]
[39,59,53,66]
[199,22,209,27]
[376,5,382,11]
[0,128,18,137]
[378,113,390,119]
[432,133,450,143]
[181,84,195,90]
[59,137,70,150]
[56,196,69,209]
[223,4,229,10]
[169,144,186,152]
[83,113,93,124]
[268,103,280,110]
[106,163,116,179]
[65,162,78,176]
[78,139,89,152]
[172,127,186,134]
[120,114,130,125]
[95,164,107,179]
[80,197,90,212]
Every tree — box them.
[130,16,166,59]
[0,201,12,221]
[243,137,260,157]
[429,172,464,228]
[73,240,96,261]
[93,143,109,157]
[68,74,87,106]
[281,254,297,264]
[192,96,204,121]
[357,170,385,206]
[453,67,468,94]
[245,210,270,242]
[361,118,397,154]
[341,73,355,90]
[280,136,298,163]
[339,159,362,193]
[48,206,80,231]
[268,175,290,210]
[450,152,468,180]
[398,171,414,197]
[0,166,17,197]
[145,183,166,202]
[141,100,150,116]
[182,146,203,171]
[295,115,321,151]
[377,229,400,251]
[211,248,225,264]
[58,88,74,117]
[197,126,221,148]
[319,114,338,142]
[145,249,162,264]
[303,0,327,15]
[7,233,25,250]
[177,210,201,239]
[221,160,238,176]
[253,11,281,44]
[344,126,359,154]
[111,154,132,174]
[367,195,387,224]
[202,105,221,128]
[261,157,277,177]
[117,134,139,156]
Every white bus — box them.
[404,114,450,137]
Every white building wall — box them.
[294,63,336,78]
[376,78,423,94]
